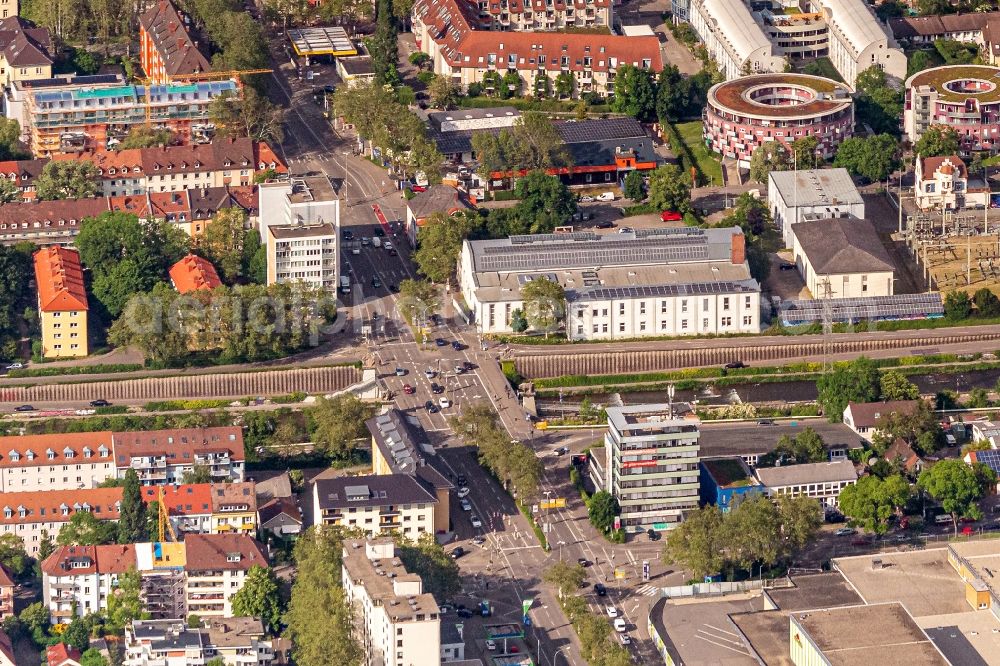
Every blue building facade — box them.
[699,457,763,512]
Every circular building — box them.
[904,65,1000,153]
[704,73,854,169]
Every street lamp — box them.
[553,645,571,666]
[557,539,566,561]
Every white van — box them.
[372,236,382,248]
[339,276,351,293]
[935,514,952,524]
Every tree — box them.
[120,126,173,149]
[56,511,118,546]
[37,530,54,562]
[555,71,574,98]
[907,50,937,79]
[80,648,109,666]
[587,491,619,534]
[655,64,686,123]
[773,427,827,464]
[914,125,960,158]
[397,279,440,326]
[395,533,461,602]
[205,659,225,666]
[181,465,213,484]
[509,114,571,173]
[816,357,881,421]
[874,400,943,455]
[776,495,822,557]
[724,495,783,570]
[105,567,147,633]
[833,134,899,183]
[662,505,725,579]
[790,135,820,169]
[0,118,24,161]
[284,527,362,666]
[35,161,100,200]
[408,51,431,68]
[854,67,904,136]
[934,39,978,64]
[974,288,1000,317]
[611,64,656,121]
[647,164,691,214]
[0,534,28,576]
[520,276,566,337]
[427,75,461,110]
[623,170,646,202]
[880,371,920,401]
[230,564,284,631]
[543,561,586,598]
[510,308,528,333]
[209,89,284,144]
[309,394,372,460]
[0,178,20,204]
[202,208,250,283]
[839,475,911,533]
[749,143,790,184]
[511,170,576,234]
[63,615,91,651]
[944,290,972,320]
[919,459,993,533]
[412,211,478,284]
[118,469,147,545]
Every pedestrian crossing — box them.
[636,585,660,597]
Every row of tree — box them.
[611,63,722,124]
[451,403,543,501]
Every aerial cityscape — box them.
[2,0,1000,663]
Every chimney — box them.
[730,230,746,265]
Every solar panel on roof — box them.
[974,449,1000,472]
[556,117,646,144]
[780,293,944,325]
[575,281,759,301]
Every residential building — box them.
[0,488,122,555]
[767,168,864,248]
[33,245,89,358]
[4,73,126,145]
[0,566,12,620]
[19,77,238,156]
[0,629,12,666]
[413,0,611,42]
[139,0,210,85]
[257,497,302,538]
[41,544,137,622]
[440,623,465,662]
[791,217,895,299]
[915,154,989,210]
[368,409,453,530]
[426,106,521,164]
[335,56,376,87]
[208,482,257,535]
[600,404,701,533]
[459,227,761,339]
[405,184,472,246]
[0,17,53,88]
[704,74,854,170]
[312,474,438,538]
[0,197,109,246]
[182,533,268,619]
[822,0,906,86]
[413,0,660,98]
[689,0,784,80]
[0,157,46,201]
[141,483,213,536]
[699,457,764,512]
[789,603,949,665]
[109,185,259,238]
[0,431,115,493]
[169,254,222,294]
[843,400,920,442]
[971,420,1000,448]
[125,617,274,666]
[885,438,925,475]
[341,538,441,666]
[754,458,858,508]
[254,472,293,504]
[890,12,1000,64]
[112,427,246,485]
[905,65,1000,154]
[265,223,338,290]
[46,644,82,666]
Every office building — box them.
[754,458,858,508]
[459,227,760,339]
[34,246,88,358]
[312,474,438,538]
[704,74,853,170]
[767,168,864,248]
[905,65,1000,154]
[139,0,210,85]
[600,404,701,533]
[791,217,895,299]
[689,0,784,80]
[342,538,441,666]
[125,617,274,666]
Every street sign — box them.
[614,568,627,580]
[614,517,621,531]
[522,598,534,616]
[531,504,538,514]
[642,560,650,582]
[539,498,566,509]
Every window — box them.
[619,322,625,332]
[721,317,732,326]
[681,299,687,312]
[723,297,730,310]
[743,315,753,326]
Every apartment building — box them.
[142,484,212,536]
[112,427,246,485]
[0,488,122,556]
[0,197,109,246]
[265,223,338,290]
[342,538,441,666]
[125,617,274,666]
[754,459,858,508]
[0,157,46,201]
[459,227,761,339]
[414,0,611,37]
[0,431,114,493]
[33,246,89,358]
[207,482,257,535]
[169,254,223,294]
[842,400,920,442]
[139,0,210,85]
[0,17,53,87]
[0,566,13,620]
[108,185,259,238]
[601,404,701,534]
[42,534,267,623]
[312,475,438,538]
[905,65,1000,154]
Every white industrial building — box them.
[458,227,761,340]
[792,217,895,299]
[259,176,339,290]
[687,0,905,85]
[754,458,858,508]
[768,168,864,248]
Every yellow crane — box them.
[141,68,274,127]
[157,485,178,543]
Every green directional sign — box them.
[522,598,534,616]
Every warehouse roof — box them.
[793,217,894,275]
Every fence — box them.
[660,576,791,599]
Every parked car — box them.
[402,384,415,394]
[435,338,447,347]
[460,499,472,511]
[580,195,595,203]
[439,397,452,409]
[614,618,627,632]
[835,527,856,536]
[450,547,465,559]
[431,382,443,394]
[577,558,590,567]
[457,487,470,498]
[756,419,775,426]
[779,263,796,271]
[361,237,370,246]
[5,362,23,370]
[596,191,615,201]
[618,227,634,234]
[596,220,615,229]
[395,367,406,376]
[389,249,398,257]
[725,361,748,369]
[620,633,632,645]
[554,446,569,456]
[454,365,466,374]
[424,368,436,379]
[647,528,660,541]
[451,340,464,351]
[342,230,354,240]
[425,400,439,413]
[606,605,618,618]
[411,184,427,193]
[485,639,497,651]
[351,247,361,255]
[389,284,399,293]
[457,608,473,618]
[660,210,683,222]
[457,474,467,485]
[89,399,111,407]
[470,515,482,528]
[14,405,34,412]
[472,535,486,545]
[384,241,394,250]
[595,583,607,596]
[373,228,385,237]
[371,277,382,288]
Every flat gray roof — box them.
[755,458,858,487]
[606,403,699,432]
[268,223,335,239]
[769,168,863,208]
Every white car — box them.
[5,363,22,370]
[485,639,497,651]
[614,618,627,633]
[439,397,452,409]
[606,605,618,618]
[470,515,482,528]
[579,195,595,203]
[461,499,472,511]
[597,191,615,201]
[351,247,361,255]
[424,368,436,379]
[384,241,394,250]
[456,487,470,498]
[620,633,631,645]
[834,528,856,536]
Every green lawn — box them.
[798,57,845,83]
[673,121,724,187]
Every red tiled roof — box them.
[0,629,13,664]
[0,197,109,239]
[52,148,143,174]
[170,254,223,293]
[920,155,968,180]
[183,533,267,571]
[33,246,88,312]
[141,483,212,515]
[112,427,245,463]
[139,0,210,78]
[0,432,113,468]
[0,565,13,589]
[258,496,302,526]
[46,643,81,666]
[0,487,123,526]
[41,544,136,577]
[253,142,288,174]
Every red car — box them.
[403,384,415,394]
[660,210,683,222]
[411,185,427,193]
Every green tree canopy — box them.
[208,89,284,144]
[395,533,461,602]
[944,290,972,320]
[647,164,691,214]
[749,142,790,184]
[816,357,881,422]
[623,170,646,202]
[611,64,657,121]
[520,276,566,337]
[838,474,911,533]
[56,511,118,546]
[662,505,725,579]
[919,459,994,532]
[230,564,284,631]
[412,211,478,284]
[106,567,148,633]
[543,561,586,598]
[117,468,148,544]
[914,125,961,157]
[587,491,619,534]
[308,394,373,460]
[510,171,577,234]
[854,66,904,136]
[202,208,251,284]
[879,371,920,401]
[833,134,900,183]
[397,279,440,327]
[36,161,100,200]
[973,288,1000,317]
[0,534,28,576]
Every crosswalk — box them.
[636,584,660,597]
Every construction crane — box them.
[141,68,274,127]
[157,485,178,543]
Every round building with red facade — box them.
[704,73,854,169]
[904,65,1000,153]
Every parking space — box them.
[833,549,968,617]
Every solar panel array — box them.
[780,293,944,325]
[477,236,711,272]
[576,281,759,301]
[973,449,1000,473]
[24,74,122,89]
[509,231,599,244]
[556,117,646,144]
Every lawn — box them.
[798,57,844,83]
[672,121,724,187]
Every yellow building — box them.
[33,246,88,358]
[0,17,53,86]
[209,482,258,535]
